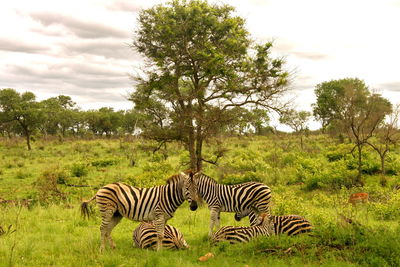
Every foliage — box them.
[0,135,400,266]
[70,163,89,177]
[91,159,119,168]
[131,0,290,171]
[0,88,44,150]
[313,78,392,185]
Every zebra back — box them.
[194,172,272,214]
[133,222,189,250]
[271,215,312,236]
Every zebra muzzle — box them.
[190,201,198,211]
[234,213,242,221]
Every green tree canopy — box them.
[312,78,392,184]
[131,0,290,170]
[0,88,44,150]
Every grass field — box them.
[0,136,399,266]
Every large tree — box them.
[0,88,44,150]
[313,78,392,184]
[131,0,290,171]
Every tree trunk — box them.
[300,134,303,150]
[187,123,197,171]
[195,125,203,171]
[355,144,362,185]
[26,131,31,150]
[380,152,386,175]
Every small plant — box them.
[15,170,31,180]
[70,163,89,177]
[0,225,16,237]
[91,159,119,168]
[35,167,67,204]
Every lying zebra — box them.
[235,210,313,236]
[133,222,189,250]
[192,172,272,236]
[81,172,198,251]
[211,213,274,244]
[211,213,312,244]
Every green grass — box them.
[0,136,400,266]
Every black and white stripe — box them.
[193,172,272,236]
[211,213,274,244]
[133,222,189,250]
[269,215,312,236]
[81,172,198,251]
[237,210,312,236]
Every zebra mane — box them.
[195,172,217,184]
[166,174,182,184]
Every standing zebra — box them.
[211,213,274,244]
[80,172,198,251]
[133,222,189,250]
[236,210,313,236]
[193,172,272,236]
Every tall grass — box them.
[0,136,399,266]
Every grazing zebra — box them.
[193,172,272,236]
[211,213,274,244]
[80,172,198,251]
[133,222,189,250]
[236,210,313,236]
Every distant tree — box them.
[313,78,392,185]
[40,95,77,138]
[131,0,290,171]
[366,104,400,176]
[247,109,270,135]
[0,88,44,150]
[279,109,311,149]
[121,109,142,135]
[85,108,123,136]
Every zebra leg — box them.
[99,208,118,251]
[209,209,220,237]
[107,213,123,249]
[154,218,165,251]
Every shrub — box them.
[91,159,119,168]
[128,161,174,187]
[219,171,265,185]
[303,160,355,191]
[35,168,67,204]
[369,192,400,220]
[15,170,32,180]
[70,163,88,177]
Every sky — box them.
[1,0,400,130]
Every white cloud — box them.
[1,0,399,122]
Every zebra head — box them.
[180,171,198,211]
[254,213,274,234]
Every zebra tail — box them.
[81,195,96,219]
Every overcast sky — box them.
[1,0,400,130]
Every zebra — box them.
[192,172,272,236]
[211,213,274,244]
[80,172,198,251]
[235,210,313,236]
[133,222,189,250]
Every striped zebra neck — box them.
[195,173,218,203]
[159,179,185,216]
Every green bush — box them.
[369,192,400,220]
[303,160,355,190]
[219,171,265,185]
[91,159,119,168]
[15,170,32,180]
[70,163,88,177]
